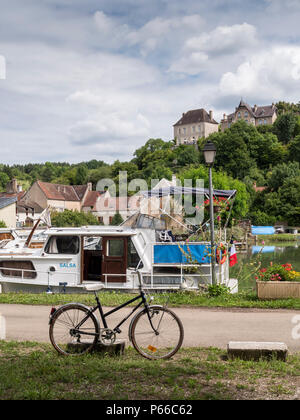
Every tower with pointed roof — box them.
[221,99,277,131]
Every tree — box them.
[273,113,298,144]
[0,172,9,192]
[110,212,123,226]
[208,121,255,179]
[51,210,99,227]
[266,162,300,191]
[0,220,7,228]
[289,134,300,163]
[75,165,88,185]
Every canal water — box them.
[230,242,300,292]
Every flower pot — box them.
[256,281,300,299]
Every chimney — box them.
[209,110,213,121]
[223,113,227,120]
[87,182,93,191]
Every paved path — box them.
[1,304,300,352]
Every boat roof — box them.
[141,186,237,199]
[44,226,138,236]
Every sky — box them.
[1,0,300,165]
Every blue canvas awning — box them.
[154,243,211,264]
[251,226,275,235]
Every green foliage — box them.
[207,284,230,297]
[273,112,298,144]
[51,210,100,227]
[110,212,123,226]
[0,220,7,228]
[288,134,300,163]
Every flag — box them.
[229,243,238,267]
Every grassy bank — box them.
[0,291,300,309]
[0,341,299,400]
[256,234,300,243]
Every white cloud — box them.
[185,23,257,55]
[219,46,300,101]
[0,55,6,79]
[168,23,257,75]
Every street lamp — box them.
[203,140,217,285]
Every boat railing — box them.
[0,265,79,285]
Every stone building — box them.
[221,99,278,131]
[173,108,219,145]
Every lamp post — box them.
[203,140,217,285]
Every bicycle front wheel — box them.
[130,306,184,360]
[49,304,99,356]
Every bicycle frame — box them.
[73,289,158,338]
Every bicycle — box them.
[49,271,184,360]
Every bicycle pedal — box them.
[114,327,122,334]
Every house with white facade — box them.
[173,108,219,145]
[0,197,17,228]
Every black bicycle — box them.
[49,272,184,360]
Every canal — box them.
[230,242,300,292]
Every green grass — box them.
[0,342,299,400]
[0,290,300,309]
[257,234,300,243]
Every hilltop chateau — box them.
[173,100,278,145]
[220,99,278,131]
[173,108,219,145]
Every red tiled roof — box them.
[37,181,88,202]
[0,191,25,201]
[82,191,105,208]
[174,109,218,126]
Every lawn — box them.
[0,290,300,310]
[0,341,299,400]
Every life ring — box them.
[216,243,227,265]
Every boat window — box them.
[128,238,143,269]
[107,239,124,257]
[0,261,37,279]
[45,236,80,255]
[84,236,102,251]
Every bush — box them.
[207,284,230,297]
[0,220,7,228]
[51,210,100,227]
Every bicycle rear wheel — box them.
[130,306,184,360]
[49,304,99,356]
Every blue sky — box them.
[0,0,300,164]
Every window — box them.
[45,236,80,254]
[192,126,195,133]
[107,239,124,257]
[264,119,267,125]
[183,127,186,135]
[238,112,241,119]
[244,111,248,117]
[127,238,143,268]
[259,119,263,125]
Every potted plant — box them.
[256,263,300,299]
